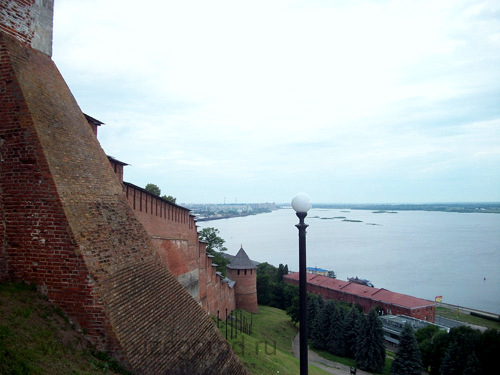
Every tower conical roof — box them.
[227,246,257,270]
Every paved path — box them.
[292,333,370,375]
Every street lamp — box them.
[292,193,311,375]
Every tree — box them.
[198,227,228,275]
[311,300,336,350]
[256,273,272,305]
[356,309,385,373]
[198,227,227,253]
[463,352,483,375]
[390,324,423,375]
[286,296,300,324]
[145,183,161,196]
[343,306,362,358]
[277,263,286,282]
[161,195,176,204]
[307,294,319,338]
[327,304,346,356]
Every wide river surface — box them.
[198,208,500,315]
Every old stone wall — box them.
[0,30,248,374]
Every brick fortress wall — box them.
[0,2,248,372]
[119,180,236,316]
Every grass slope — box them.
[0,281,128,375]
[217,306,329,375]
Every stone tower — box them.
[226,246,258,313]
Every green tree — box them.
[256,273,272,305]
[198,227,227,253]
[312,300,336,350]
[343,306,362,358]
[327,304,346,356]
[198,227,228,275]
[145,183,161,196]
[286,296,300,324]
[161,195,176,204]
[463,352,483,375]
[415,325,441,372]
[277,263,286,282]
[390,324,423,375]
[307,293,319,338]
[356,309,385,373]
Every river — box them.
[198,208,500,314]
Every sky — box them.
[52,0,500,204]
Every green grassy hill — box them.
[216,306,331,375]
[0,282,128,375]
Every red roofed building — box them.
[284,273,435,322]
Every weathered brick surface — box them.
[0,31,248,374]
[122,181,238,314]
[0,0,54,56]
[226,267,258,313]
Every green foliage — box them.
[144,183,161,196]
[327,304,346,357]
[198,227,228,275]
[198,227,227,253]
[390,324,422,375]
[256,262,295,311]
[161,195,176,204]
[216,306,329,375]
[355,309,385,373]
[343,306,362,358]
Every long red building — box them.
[284,273,435,322]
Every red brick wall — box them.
[123,182,238,315]
[0,31,248,374]
[226,268,258,313]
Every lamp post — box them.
[292,193,312,375]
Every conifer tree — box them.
[312,300,336,350]
[390,324,423,375]
[463,352,483,375]
[356,309,385,373]
[307,294,319,338]
[440,342,460,375]
[327,305,346,356]
[344,306,362,358]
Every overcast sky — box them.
[52,0,500,204]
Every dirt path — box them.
[292,333,370,375]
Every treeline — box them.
[256,262,298,309]
[416,324,500,374]
[307,295,387,373]
[256,263,500,374]
[256,264,386,373]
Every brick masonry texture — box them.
[0,30,248,374]
[226,268,258,313]
[121,181,238,315]
[0,0,54,56]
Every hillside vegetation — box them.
[0,281,128,374]
[216,306,331,375]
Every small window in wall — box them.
[244,270,247,275]
[238,270,240,275]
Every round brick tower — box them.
[226,246,258,313]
